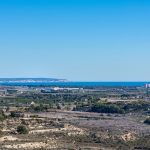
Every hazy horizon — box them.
[0,77,150,82]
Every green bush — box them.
[17,125,29,134]
[123,101,150,112]
[144,118,150,125]
[91,103,125,114]
[10,111,24,118]
[0,110,6,121]
[0,114,5,121]
[31,104,48,112]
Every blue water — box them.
[0,82,149,87]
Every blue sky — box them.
[0,0,150,81]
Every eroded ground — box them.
[0,110,150,150]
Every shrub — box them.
[10,111,24,118]
[0,114,5,121]
[30,115,39,118]
[0,110,6,121]
[91,103,125,114]
[123,101,150,112]
[32,104,48,112]
[17,125,29,134]
[144,118,150,125]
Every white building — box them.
[145,84,150,88]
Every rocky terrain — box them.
[0,110,149,150]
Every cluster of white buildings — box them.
[145,84,150,88]
[41,87,84,93]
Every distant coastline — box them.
[0,79,149,87]
[0,78,67,83]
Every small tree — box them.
[0,110,6,121]
[144,118,150,125]
[57,105,61,109]
[17,125,29,134]
[0,114,5,121]
[10,111,24,118]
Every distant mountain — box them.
[0,78,67,83]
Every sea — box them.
[0,82,149,87]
